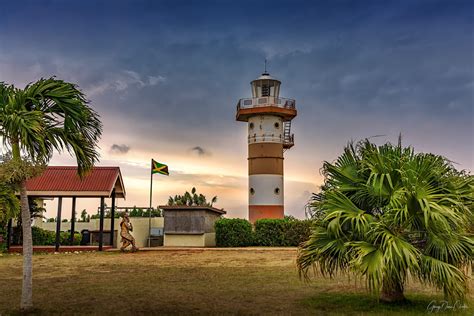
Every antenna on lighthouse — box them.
[263,59,268,75]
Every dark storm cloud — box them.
[0,0,472,169]
[110,144,130,154]
[190,146,211,157]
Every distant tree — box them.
[167,187,218,207]
[46,218,55,223]
[27,198,46,223]
[80,210,87,222]
[129,206,139,217]
[14,198,45,229]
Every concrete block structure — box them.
[160,206,225,247]
[236,72,297,223]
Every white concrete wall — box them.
[34,217,164,248]
[163,233,217,247]
[203,233,216,247]
[164,234,205,247]
[249,174,284,205]
[248,115,283,144]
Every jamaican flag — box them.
[151,159,169,176]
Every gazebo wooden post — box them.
[99,197,105,251]
[55,197,63,252]
[6,218,12,250]
[110,189,116,247]
[70,197,77,245]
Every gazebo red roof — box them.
[25,166,126,198]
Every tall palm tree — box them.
[0,78,102,310]
[298,139,473,303]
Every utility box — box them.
[160,206,226,247]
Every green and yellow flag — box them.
[151,159,169,176]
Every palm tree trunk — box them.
[19,182,33,310]
[380,281,405,303]
[11,141,33,310]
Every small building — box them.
[160,206,226,247]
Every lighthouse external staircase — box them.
[283,120,294,151]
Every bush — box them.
[215,218,253,247]
[254,219,286,246]
[12,226,81,246]
[31,226,56,245]
[60,231,81,246]
[215,217,313,247]
[282,219,313,246]
[254,218,313,247]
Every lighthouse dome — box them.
[255,73,280,81]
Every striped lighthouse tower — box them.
[236,71,297,223]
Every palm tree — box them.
[298,139,473,303]
[0,78,102,310]
[167,187,218,207]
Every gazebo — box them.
[7,166,126,252]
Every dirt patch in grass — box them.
[0,250,472,315]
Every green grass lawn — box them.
[0,249,472,315]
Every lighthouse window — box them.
[250,188,255,195]
[243,99,253,106]
[249,122,254,129]
[274,188,280,195]
[262,84,270,96]
[274,122,280,129]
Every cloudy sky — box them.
[1,0,473,219]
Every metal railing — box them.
[237,97,296,111]
[247,133,294,146]
[284,134,294,148]
[248,134,283,144]
[284,133,294,143]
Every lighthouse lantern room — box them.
[236,71,297,223]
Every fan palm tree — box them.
[298,139,473,303]
[0,78,102,310]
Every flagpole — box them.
[148,159,153,247]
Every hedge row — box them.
[215,218,253,247]
[215,218,312,247]
[12,226,81,246]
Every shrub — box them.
[31,226,56,245]
[254,219,286,246]
[60,231,81,246]
[215,218,253,247]
[282,219,312,246]
[215,217,313,247]
[254,218,313,246]
[12,226,81,246]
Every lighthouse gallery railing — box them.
[236,97,296,110]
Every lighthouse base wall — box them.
[249,205,284,223]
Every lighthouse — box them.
[236,71,297,223]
